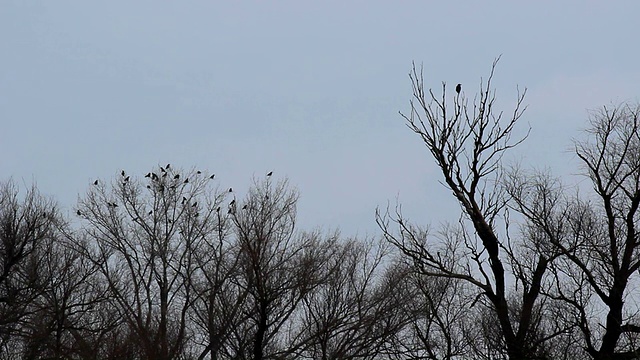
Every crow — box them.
[216,206,221,212]
[145,173,151,178]
[242,204,248,210]
[76,210,82,216]
[183,178,189,184]
[228,188,233,193]
[166,163,171,169]
[197,170,202,174]
[94,180,99,185]
[209,174,215,179]
[456,83,461,94]
[148,210,153,215]
[230,199,236,206]
[174,174,180,180]
[121,170,125,177]
[267,171,273,176]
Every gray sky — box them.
[2,1,639,236]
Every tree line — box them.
[2,61,640,359]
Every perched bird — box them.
[174,174,180,180]
[147,185,151,189]
[228,187,233,193]
[216,206,221,212]
[76,210,82,216]
[455,83,461,94]
[230,199,236,206]
[160,167,166,173]
[197,170,202,174]
[242,204,248,210]
[182,197,187,204]
[121,170,126,177]
[145,173,151,178]
[124,176,130,182]
[93,180,99,185]
[209,174,215,179]
[192,202,197,207]
[166,163,171,169]
[183,178,189,184]
[267,171,273,176]
[148,210,153,215]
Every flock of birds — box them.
[81,165,274,218]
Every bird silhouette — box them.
[216,206,221,212]
[182,197,187,204]
[147,185,151,189]
[121,170,125,177]
[145,173,151,178]
[76,210,82,216]
[209,174,215,179]
[267,171,273,176]
[183,178,189,184]
[148,210,153,215]
[456,83,461,94]
[228,188,233,193]
[192,202,197,207]
[124,176,130,182]
[174,174,180,180]
[242,204,248,210]
[166,163,171,169]
[230,199,236,206]
[197,170,202,174]
[93,180,98,185]
[160,167,166,173]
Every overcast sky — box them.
[2,1,639,236]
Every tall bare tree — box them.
[378,59,571,359]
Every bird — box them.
[160,166,166,173]
[93,180,99,185]
[121,170,126,177]
[455,83,461,94]
[242,204,248,210]
[182,197,187,205]
[166,163,171,169]
[230,199,236,206]
[216,206,221,212]
[197,170,202,174]
[183,178,189,184]
[267,171,273,176]
[174,174,180,180]
[192,202,197,207]
[148,210,153,215]
[76,210,82,216]
[209,174,215,179]
[124,176,130,182]
[145,173,151,178]
[228,187,233,193]
[147,185,151,189]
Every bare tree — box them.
[292,237,414,360]
[378,58,571,359]
[508,103,640,359]
[227,177,334,360]
[0,180,61,357]
[76,167,228,360]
